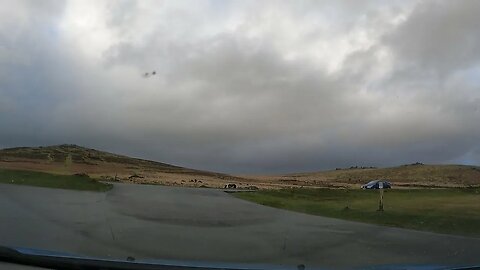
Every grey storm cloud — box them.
[0,0,479,173]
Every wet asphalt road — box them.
[0,183,479,269]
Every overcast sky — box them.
[1,0,479,174]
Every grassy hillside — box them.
[326,164,480,186]
[265,163,480,188]
[0,168,112,191]
[0,144,209,175]
[0,144,241,188]
[1,145,478,188]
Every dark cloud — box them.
[384,0,480,74]
[0,0,479,173]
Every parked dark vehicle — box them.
[361,180,392,189]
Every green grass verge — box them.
[234,188,480,237]
[0,168,113,192]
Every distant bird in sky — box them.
[143,71,156,78]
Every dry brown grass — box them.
[1,145,479,189]
[250,164,480,188]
